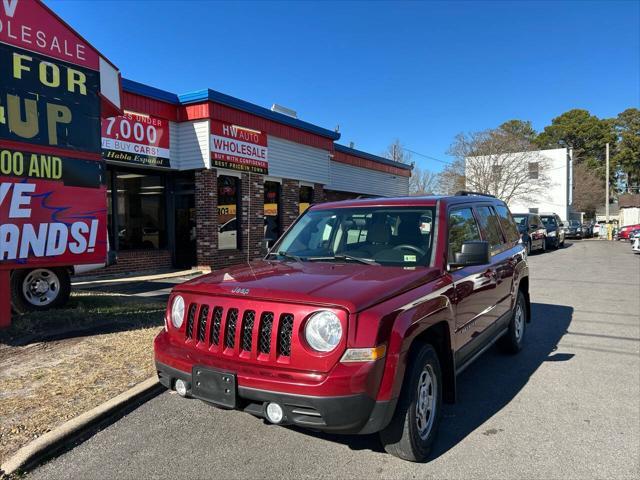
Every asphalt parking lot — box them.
[29,240,640,479]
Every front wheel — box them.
[499,290,527,354]
[379,344,442,462]
[11,268,71,314]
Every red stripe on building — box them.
[122,92,178,121]
[333,150,411,177]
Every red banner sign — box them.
[211,121,268,174]
[0,0,99,70]
[102,113,171,168]
[0,0,119,270]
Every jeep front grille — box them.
[224,308,239,349]
[185,303,197,339]
[197,305,209,343]
[184,303,294,360]
[241,310,255,352]
[258,312,274,354]
[210,307,223,346]
[277,313,294,357]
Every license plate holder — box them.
[190,367,236,408]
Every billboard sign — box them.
[0,0,120,269]
[211,121,268,174]
[102,112,171,168]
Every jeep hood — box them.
[175,260,441,313]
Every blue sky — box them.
[49,0,639,172]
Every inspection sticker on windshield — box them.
[404,255,417,262]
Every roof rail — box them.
[455,190,496,198]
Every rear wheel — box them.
[11,268,71,314]
[379,344,442,462]
[500,290,527,354]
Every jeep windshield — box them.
[270,206,436,267]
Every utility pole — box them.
[605,143,610,223]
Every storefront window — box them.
[264,181,280,243]
[299,185,313,215]
[218,175,240,250]
[115,172,167,250]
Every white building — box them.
[466,147,575,221]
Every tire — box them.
[11,268,71,314]
[552,237,560,250]
[499,290,527,354]
[379,344,442,462]
[526,240,531,255]
[541,238,547,253]
[560,237,565,247]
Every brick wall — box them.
[195,169,217,269]
[281,179,300,231]
[88,249,173,276]
[194,170,266,270]
[313,183,325,203]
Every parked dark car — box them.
[539,213,565,249]
[512,213,547,254]
[581,223,593,238]
[565,220,584,239]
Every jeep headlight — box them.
[171,295,185,329]
[548,231,556,237]
[305,311,342,352]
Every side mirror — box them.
[450,241,490,268]
[529,224,538,230]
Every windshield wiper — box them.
[268,251,303,262]
[307,254,379,265]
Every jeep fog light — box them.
[305,311,342,352]
[171,295,185,329]
[175,379,188,397]
[341,345,387,363]
[265,402,284,424]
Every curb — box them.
[72,268,206,288]
[0,376,163,477]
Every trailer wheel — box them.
[11,268,71,314]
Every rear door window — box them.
[495,205,520,243]
[475,206,506,252]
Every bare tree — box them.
[573,163,605,218]
[436,158,466,194]
[383,139,412,164]
[448,129,553,204]
[409,166,438,195]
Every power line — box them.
[402,147,455,166]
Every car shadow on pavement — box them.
[290,302,574,458]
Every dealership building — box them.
[101,79,412,274]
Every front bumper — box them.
[156,360,394,434]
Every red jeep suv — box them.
[154,191,530,462]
